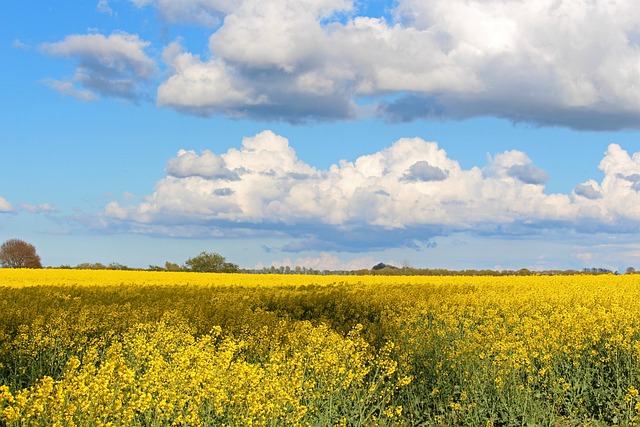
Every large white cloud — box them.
[44,0,640,127]
[41,32,157,101]
[103,131,640,251]
[141,0,640,128]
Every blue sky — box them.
[2,0,640,271]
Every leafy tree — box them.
[165,261,183,271]
[0,239,42,268]
[184,251,239,273]
[371,262,398,271]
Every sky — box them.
[1,0,640,272]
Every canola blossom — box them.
[1,269,640,426]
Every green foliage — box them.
[184,251,239,273]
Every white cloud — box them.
[97,0,113,15]
[20,203,59,214]
[0,197,13,213]
[40,78,98,101]
[41,32,157,101]
[157,42,264,115]
[484,150,547,182]
[166,148,238,179]
[591,144,640,224]
[139,0,640,128]
[376,0,640,128]
[208,0,352,72]
[130,0,236,26]
[102,131,640,251]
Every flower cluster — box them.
[1,270,640,425]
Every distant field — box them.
[1,270,640,426]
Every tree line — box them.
[0,238,637,275]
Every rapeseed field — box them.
[1,269,640,426]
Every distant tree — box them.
[627,267,637,274]
[184,252,239,273]
[0,239,42,268]
[75,262,107,270]
[165,261,183,272]
[372,262,398,271]
[582,267,613,275]
[108,262,130,270]
[147,261,182,271]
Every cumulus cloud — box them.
[41,32,157,101]
[102,131,640,251]
[0,197,13,213]
[125,0,640,129]
[157,37,356,121]
[585,143,640,225]
[37,0,640,127]
[157,42,266,117]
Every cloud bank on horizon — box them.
[100,131,640,252]
[38,0,640,130]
